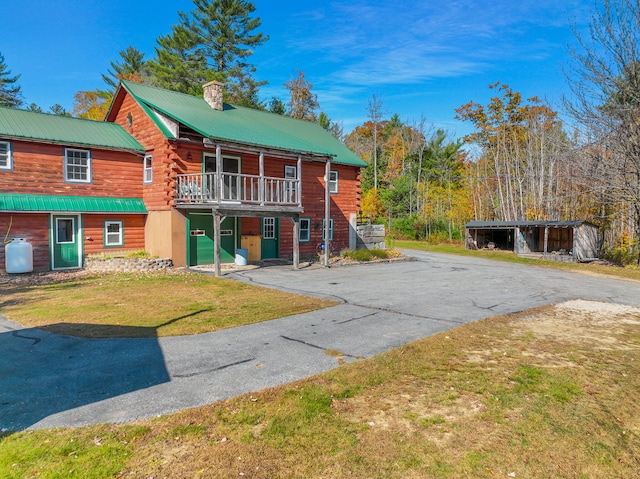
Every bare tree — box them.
[565,0,640,263]
[366,94,384,190]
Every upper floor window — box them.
[0,140,12,170]
[328,170,338,194]
[285,164,297,200]
[143,154,153,183]
[64,148,91,183]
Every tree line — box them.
[1,0,638,263]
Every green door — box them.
[261,217,279,259]
[52,215,81,269]
[188,213,236,265]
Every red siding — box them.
[83,214,146,255]
[0,141,143,198]
[111,93,176,211]
[0,213,50,272]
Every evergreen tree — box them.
[0,52,23,108]
[149,24,211,95]
[150,0,267,104]
[102,46,148,92]
[268,96,286,115]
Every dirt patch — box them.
[0,269,89,287]
[332,300,640,451]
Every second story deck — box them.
[174,172,302,215]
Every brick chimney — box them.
[203,81,224,110]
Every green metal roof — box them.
[0,194,147,213]
[0,107,145,153]
[118,81,367,167]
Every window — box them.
[322,218,334,241]
[285,165,297,201]
[0,141,12,170]
[263,217,276,239]
[104,220,123,247]
[143,154,153,183]
[65,148,91,182]
[299,218,311,242]
[328,170,338,194]
[56,218,75,244]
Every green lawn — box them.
[0,270,338,337]
[2,302,638,478]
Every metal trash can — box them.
[235,248,248,266]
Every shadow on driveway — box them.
[0,320,170,432]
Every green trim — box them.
[299,217,311,243]
[0,194,147,213]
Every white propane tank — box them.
[5,238,34,274]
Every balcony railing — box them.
[175,172,300,207]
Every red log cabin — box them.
[1,81,367,274]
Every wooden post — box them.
[543,226,549,257]
[214,210,221,277]
[216,144,222,204]
[291,217,300,269]
[259,151,265,205]
[324,159,331,267]
[297,156,302,207]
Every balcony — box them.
[174,172,302,214]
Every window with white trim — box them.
[143,154,153,183]
[0,141,12,170]
[104,220,124,247]
[64,148,91,182]
[299,218,311,242]
[328,170,338,193]
[322,218,334,241]
[263,217,276,239]
[285,164,297,201]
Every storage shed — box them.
[465,220,600,262]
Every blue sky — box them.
[3,0,593,138]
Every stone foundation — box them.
[84,256,173,274]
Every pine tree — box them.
[102,46,148,92]
[150,0,267,105]
[0,52,23,108]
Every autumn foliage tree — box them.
[284,70,319,121]
[456,83,572,222]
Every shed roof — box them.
[0,107,144,153]
[465,220,594,229]
[112,81,367,167]
[0,194,147,213]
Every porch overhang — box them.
[0,194,147,214]
[176,203,303,218]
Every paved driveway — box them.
[1,250,639,430]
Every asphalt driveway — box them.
[1,250,639,431]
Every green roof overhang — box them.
[0,194,147,214]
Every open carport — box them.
[465,220,601,261]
